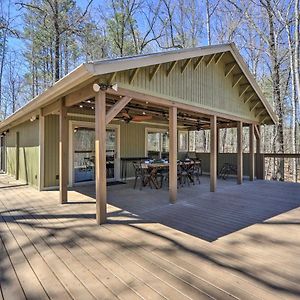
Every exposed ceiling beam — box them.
[129,68,140,84]
[232,74,243,88]
[194,56,204,70]
[224,62,236,78]
[181,58,192,73]
[166,61,177,77]
[215,52,225,65]
[149,64,161,81]
[106,96,132,124]
[206,54,216,68]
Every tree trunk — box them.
[265,0,285,179]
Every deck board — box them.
[1,174,300,299]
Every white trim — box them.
[178,130,189,152]
[68,112,95,119]
[145,127,168,157]
[69,120,121,185]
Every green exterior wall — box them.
[108,58,258,122]
[43,114,170,187]
[5,119,39,187]
[44,115,59,187]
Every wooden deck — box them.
[1,175,300,299]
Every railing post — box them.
[237,121,243,184]
[249,124,255,181]
[210,115,217,192]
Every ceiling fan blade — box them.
[122,112,131,119]
[132,115,153,122]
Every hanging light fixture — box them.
[93,82,118,92]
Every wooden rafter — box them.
[250,100,260,112]
[194,56,204,70]
[65,85,95,107]
[260,115,269,124]
[239,84,250,97]
[232,74,243,88]
[41,100,60,116]
[255,108,265,118]
[181,58,192,73]
[108,72,117,84]
[166,61,177,77]
[215,52,225,65]
[206,54,216,68]
[129,68,139,84]
[149,64,161,81]
[225,62,236,78]
[244,92,254,104]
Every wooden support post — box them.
[38,112,45,191]
[15,132,19,180]
[95,90,107,224]
[216,126,220,175]
[169,106,177,203]
[237,121,243,184]
[249,124,255,181]
[255,125,262,179]
[59,98,69,204]
[210,115,217,192]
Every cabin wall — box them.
[43,114,171,188]
[112,59,259,122]
[5,119,39,187]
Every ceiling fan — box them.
[121,110,153,123]
[185,119,204,131]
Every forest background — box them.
[0,0,299,180]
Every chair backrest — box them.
[132,162,142,175]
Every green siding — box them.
[5,120,39,187]
[110,59,258,121]
[43,114,170,187]
[44,115,59,187]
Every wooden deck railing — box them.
[257,153,300,182]
[193,152,300,183]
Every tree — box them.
[18,0,93,83]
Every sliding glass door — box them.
[72,124,119,184]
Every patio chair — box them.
[218,163,237,180]
[178,160,192,187]
[132,162,152,190]
[191,159,202,184]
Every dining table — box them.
[141,160,200,189]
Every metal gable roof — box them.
[0,43,276,131]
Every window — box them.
[189,131,196,152]
[146,129,169,158]
[178,131,188,152]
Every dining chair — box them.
[191,159,202,184]
[132,162,152,190]
[179,160,191,186]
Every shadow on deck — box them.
[74,176,300,242]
